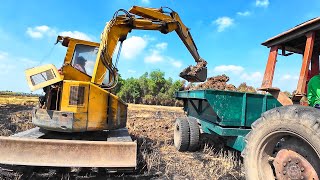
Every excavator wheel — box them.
[243,105,320,180]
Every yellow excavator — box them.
[0,6,207,170]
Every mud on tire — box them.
[174,118,190,151]
[243,105,320,180]
[187,117,200,152]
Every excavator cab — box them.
[25,36,127,132]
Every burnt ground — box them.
[0,100,244,180]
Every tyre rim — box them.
[256,131,319,180]
[273,149,317,179]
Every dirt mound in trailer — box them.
[188,74,256,93]
[0,96,244,179]
[188,74,236,91]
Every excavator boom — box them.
[92,6,207,86]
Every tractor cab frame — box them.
[260,17,320,106]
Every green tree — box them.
[167,80,184,98]
[118,77,141,103]
[138,72,149,97]
[149,70,166,95]
[112,74,125,95]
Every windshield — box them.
[72,44,98,76]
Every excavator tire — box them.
[174,118,190,151]
[243,105,320,180]
[187,117,200,152]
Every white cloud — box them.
[169,58,182,68]
[256,0,269,7]
[238,71,263,89]
[213,17,234,32]
[144,41,183,68]
[214,65,244,74]
[35,25,50,32]
[155,42,168,50]
[0,51,9,60]
[0,52,39,75]
[19,58,38,66]
[59,31,92,41]
[128,69,136,73]
[141,0,150,5]
[237,11,251,16]
[121,36,148,60]
[144,50,164,63]
[240,71,263,81]
[0,63,14,75]
[26,25,93,41]
[26,25,56,39]
[280,74,299,81]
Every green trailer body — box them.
[175,89,282,151]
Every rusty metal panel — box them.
[32,108,88,132]
[0,136,136,168]
[32,108,75,132]
[261,46,279,89]
[69,86,85,105]
[262,17,320,47]
[107,93,127,130]
[268,91,293,106]
[296,31,315,95]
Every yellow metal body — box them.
[25,64,63,91]
[25,6,205,132]
[26,37,128,132]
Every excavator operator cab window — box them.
[72,44,98,76]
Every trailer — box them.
[174,89,319,179]
[174,89,282,152]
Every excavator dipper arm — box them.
[92,6,207,86]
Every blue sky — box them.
[0,0,320,93]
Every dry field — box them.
[0,95,244,179]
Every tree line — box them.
[113,70,184,106]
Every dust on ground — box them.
[0,96,244,180]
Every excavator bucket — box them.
[180,61,207,82]
[180,66,207,82]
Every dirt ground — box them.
[0,95,244,180]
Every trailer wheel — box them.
[174,118,190,151]
[243,105,320,180]
[187,117,200,151]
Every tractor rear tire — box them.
[187,117,200,152]
[243,105,320,180]
[174,117,190,151]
